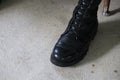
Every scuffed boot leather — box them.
[50,0,101,67]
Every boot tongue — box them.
[79,0,92,4]
[83,0,92,3]
[79,0,93,6]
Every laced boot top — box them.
[64,0,101,40]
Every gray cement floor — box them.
[0,0,120,80]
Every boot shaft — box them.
[63,0,101,39]
[74,0,101,18]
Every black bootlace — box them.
[62,0,94,40]
[71,0,94,30]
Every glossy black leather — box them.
[51,0,101,67]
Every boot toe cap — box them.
[50,47,77,67]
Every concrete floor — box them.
[0,0,120,80]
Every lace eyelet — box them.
[72,26,75,30]
[74,22,78,25]
[76,36,78,40]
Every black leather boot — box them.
[50,0,101,67]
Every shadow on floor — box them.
[0,0,23,10]
[75,19,120,66]
[111,8,120,16]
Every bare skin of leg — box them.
[103,0,111,16]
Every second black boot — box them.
[50,0,101,67]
